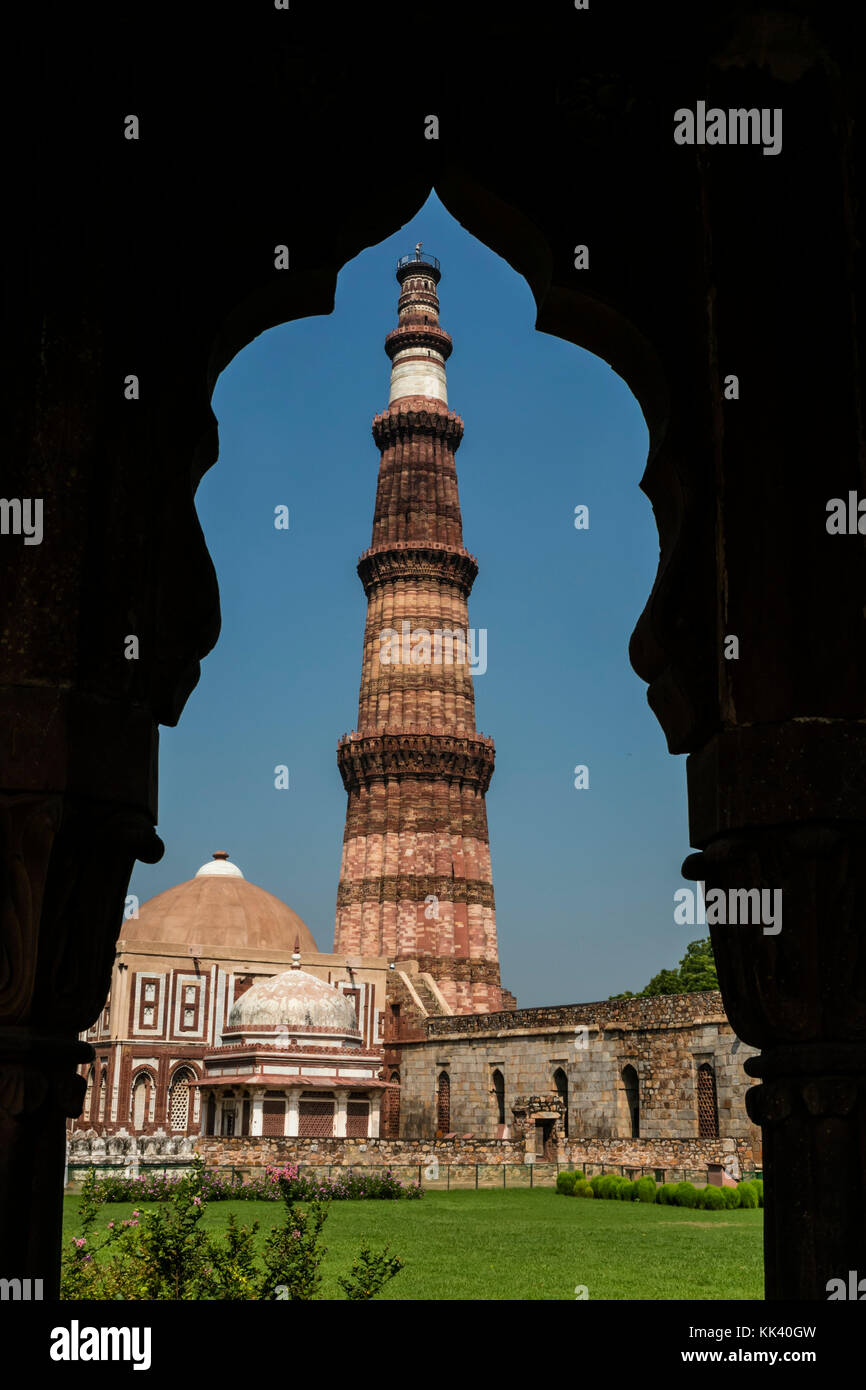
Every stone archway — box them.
[2,4,865,1302]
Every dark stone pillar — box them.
[684,736,866,1299]
[0,789,162,1293]
[667,28,866,1298]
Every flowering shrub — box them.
[61,1159,404,1301]
[95,1163,422,1203]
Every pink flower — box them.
[192,1196,201,1206]
[74,1237,86,1248]
[108,1221,115,1229]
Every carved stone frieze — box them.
[372,404,465,447]
[357,543,478,597]
[337,731,495,793]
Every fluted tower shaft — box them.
[334,252,502,1013]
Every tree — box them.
[610,938,718,999]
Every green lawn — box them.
[63,1189,763,1300]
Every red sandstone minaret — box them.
[334,248,502,1013]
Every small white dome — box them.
[228,968,359,1037]
[195,852,244,880]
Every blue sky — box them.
[129,192,694,1007]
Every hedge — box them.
[554,1172,763,1210]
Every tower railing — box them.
[396,252,440,272]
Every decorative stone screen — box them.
[697,1063,719,1138]
[298,1100,334,1138]
[437,1071,450,1134]
[169,1072,190,1130]
[262,1100,286,1136]
[383,1071,400,1138]
[346,1101,369,1138]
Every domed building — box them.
[73,853,393,1139]
[196,948,393,1140]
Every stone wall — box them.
[65,1131,759,1183]
[195,1135,523,1168]
[423,990,733,1035]
[396,994,762,1161]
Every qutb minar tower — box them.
[334,248,504,1013]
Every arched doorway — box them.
[622,1065,640,1139]
[131,1073,150,1130]
[10,8,863,1306]
[553,1067,568,1140]
[492,1069,505,1134]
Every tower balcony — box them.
[396,252,441,284]
[384,322,453,361]
[336,728,496,794]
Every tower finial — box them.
[291,935,302,969]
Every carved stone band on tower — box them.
[333,252,503,1013]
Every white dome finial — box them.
[195,852,244,879]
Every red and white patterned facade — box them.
[334,252,503,1012]
[70,853,391,1138]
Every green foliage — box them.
[63,1187,764,1301]
[634,1177,657,1204]
[611,937,718,999]
[257,1197,329,1300]
[60,1158,403,1301]
[637,967,684,997]
[677,938,718,992]
[753,1179,764,1208]
[656,1184,678,1206]
[337,1245,404,1300]
[555,1171,577,1195]
[594,1175,621,1200]
[736,1181,759,1209]
[721,1185,742,1209]
[95,1163,421,1203]
[198,1212,261,1299]
[697,1184,726,1211]
[583,1174,640,1201]
[60,1166,111,1300]
[673,1182,698,1209]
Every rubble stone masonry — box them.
[395,991,762,1164]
